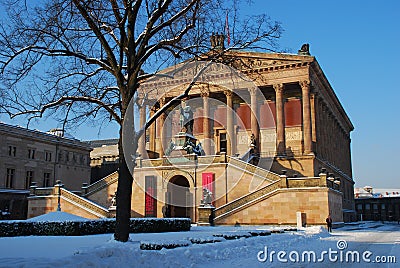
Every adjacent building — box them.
[0,122,92,218]
[355,186,400,222]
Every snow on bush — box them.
[248,230,272,236]
[189,237,224,244]
[0,217,190,237]
[140,240,190,250]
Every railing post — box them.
[81,183,88,195]
[319,172,327,187]
[279,175,288,188]
[29,182,38,196]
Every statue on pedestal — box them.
[298,43,310,55]
[180,102,194,134]
[201,188,213,205]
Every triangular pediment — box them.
[222,50,314,70]
[139,50,314,100]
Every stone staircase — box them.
[227,156,281,183]
[59,187,110,218]
[214,157,282,222]
[82,171,118,197]
[28,184,110,219]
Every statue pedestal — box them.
[198,205,215,226]
[174,132,196,148]
[169,132,197,157]
[108,206,116,218]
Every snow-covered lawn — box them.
[0,220,399,267]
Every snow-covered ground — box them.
[0,219,399,267]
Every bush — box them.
[0,218,191,237]
[140,240,190,250]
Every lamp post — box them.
[56,180,62,211]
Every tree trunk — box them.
[114,133,134,242]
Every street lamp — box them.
[56,180,63,211]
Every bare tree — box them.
[0,0,282,242]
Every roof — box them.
[355,187,400,199]
[0,122,92,150]
[85,139,119,148]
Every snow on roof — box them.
[27,211,89,222]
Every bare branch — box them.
[11,95,121,124]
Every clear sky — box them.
[1,0,399,188]
[244,0,400,188]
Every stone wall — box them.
[215,187,341,225]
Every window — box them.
[25,171,34,189]
[365,204,370,210]
[8,146,16,157]
[58,151,63,162]
[45,151,52,162]
[43,172,51,187]
[219,133,227,153]
[28,148,35,159]
[381,204,386,210]
[373,204,378,210]
[357,204,363,211]
[6,168,15,188]
[65,151,70,162]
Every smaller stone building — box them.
[87,139,119,183]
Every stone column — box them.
[225,90,234,155]
[157,97,166,157]
[201,89,211,155]
[300,80,312,155]
[249,88,259,151]
[149,106,156,152]
[274,84,286,156]
[311,93,317,143]
[138,103,147,157]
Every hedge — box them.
[0,218,191,237]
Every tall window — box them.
[43,172,51,187]
[145,176,157,217]
[8,146,16,157]
[6,168,15,188]
[219,133,227,153]
[28,148,35,159]
[45,151,52,162]
[25,171,34,189]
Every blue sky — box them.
[252,0,400,188]
[1,0,399,188]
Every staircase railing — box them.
[214,179,281,220]
[227,156,281,182]
[83,171,118,196]
[60,188,109,218]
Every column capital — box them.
[248,87,258,96]
[299,80,311,90]
[200,86,210,98]
[224,90,233,97]
[273,83,284,93]
[158,97,167,107]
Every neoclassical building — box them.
[28,44,355,225]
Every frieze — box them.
[261,132,276,143]
[285,130,302,141]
